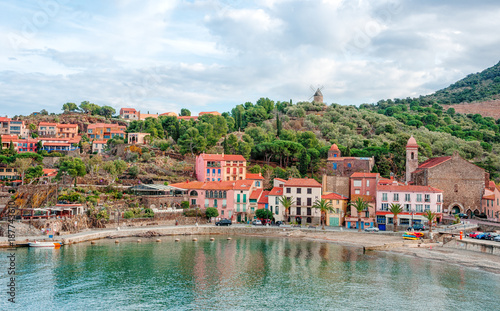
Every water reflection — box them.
[1,236,500,310]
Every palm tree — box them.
[389,203,403,232]
[348,197,369,232]
[423,210,437,233]
[313,199,334,230]
[279,196,295,224]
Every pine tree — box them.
[276,113,282,137]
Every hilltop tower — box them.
[406,136,419,182]
[313,88,323,103]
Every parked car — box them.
[493,236,500,242]
[407,224,426,231]
[475,232,488,239]
[458,213,468,219]
[365,227,379,232]
[484,232,499,240]
[215,219,232,226]
[273,221,284,226]
[468,231,483,238]
[252,220,263,226]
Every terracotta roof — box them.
[269,187,284,196]
[38,122,57,126]
[258,191,270,204]
[377,184,443,193]
[177,116,198,120]
[483,194,495,200]
[87,123,123,129]
[199,111,221,116]
[274,178,286,182]
[406,136,418,148]
[43,143,71,147]
[109,130,125,133]
[0,117,11,121]
[322,192,348,200]
[330,143,339,150]
[92,140,107,144]
[233,180,253,190]
[417,156,451,169]
[200,153,246,162]
[159,112,178,117]
[170,180,236,191]
[250,189,263,200]
[121,108,137,112]
[43,168,58,176]
[246,173,264,180]
[284,178,321,187]
[56,124,78,128]
[350,172,379,178]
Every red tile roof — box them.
[92,140,107,144]
[269,187,284,196]
[0,117,11,122]
[250,189,263,200]
[57,124,78,128]
[246,173,264,180]
[43,143,71,147]
[38,122,57,126]
[199,111,221,116]
[483,194,495,200]
[283,178,321,187]
[274,178,286,182]
[330,143,339,150]
[377,184,443,193]
[121,108,137,112]
[258,191,270,204]
[200,153,246,162]
[417,156,451,169]
[322,193,348,200]
[350,172,380,178]
[178,116,198,120]
[233,180,253,190]
[170,180,237,191]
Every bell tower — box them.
[406,136,418,182]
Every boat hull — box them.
[29,241,62,248]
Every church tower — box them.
[406,136,419,182]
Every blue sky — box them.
[1,0,500,117]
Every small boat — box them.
[28,241,62,248]
[402,232,423,240]
[404,231,424,238]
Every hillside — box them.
[424,61,500,105]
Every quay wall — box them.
[443,238,500,256]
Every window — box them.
[405,194,411,202]
[416,194,422,202]
[227,168,230,173]
[296,207,301,215]
[382,193,388,201]
[377,215,386,224]
[366,191,370,195]
[400,219,410,225]
[381,203,389,211]
[218,169,221,176]
[404,204,411,212]
[212,169,216,175]
[214,199,218,207]
[425,205,430,211]
[205,199,209,208]
[297,198,301,206]
[286,188,291,194]
[366,180,370,187]
[333,154,337,157]
[276,206,279,214]
[333,163,337,170]
[256,181,260,187]
[307,198,312,206]
[307,208,311,215]
[353,180,362,187]
[393,193,399,201]
[297,188,301,194]
[239,168,243,173]
[237,194,241,203]
[307,188,312,194]
[424,194,430,202]
[416,204,423,212]
[437,195,441,203]
[355,189,360,194]
[388,217,393,224]
[347,163,352,168]
[243,194,246,202]
[222,199,226,207]
[275,197,279,205]
[207,169,210,175]
[437,205,441,213]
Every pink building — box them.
[482,181,500,220]
[375,183,443,231]
[195,153,247,182]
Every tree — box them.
[128,165,139,178]
[313,199,334,230]
[180,108,191,116]
[348,197,369,232]
[255,208,273,220]
[11,158,32,185]
[62,102,78,112]
[25,165,43,181]
[100,106,116,118]
[205,207,219,222]
[423,210,437,233]
[279,196,295,223]
[389,203,403,232]
[58,157,86,187]
[178,128,207,156]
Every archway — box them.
[451,206,460,215]
[447,202,463,215]
[466,209,473,218]
[295,217,302,225]
[306,217,312,224]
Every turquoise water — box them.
[1,236,500,310]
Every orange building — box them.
[56,124,78,138]
[87,123,126,141]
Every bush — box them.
[144,208,154,218]
[124,211,134,219]
[181,201,189,209]
[205,207,219,219]
[183,208,205,218]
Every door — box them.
[378,224,386,231]
[329,217,339,227]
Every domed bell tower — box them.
[406,136,418,182]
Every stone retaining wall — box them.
[443,238,500,256]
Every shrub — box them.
[144,208,154,218]
[124,211,134,219]
[181,201,189,209]
[205,207,219,219]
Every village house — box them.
[195,153,247,182]
[249,188,263,219]
[283,178,322,225]
[0,117,11,135]
[87,123,126,141]
[407,136,488,218]
[92,140,107,154]
[159,112,178,117]
[482,181,500,221]
[8,119,28,137]
[321,192,349,227]
[375,183,444,231]
[128,133,150,144]
[138,112,158,120]
[38,122,57,136]
[39,137,81,153]
[119,108,139,121]
[0,165,18,181]
[326,143,375,176]
[344,172,380,229]
[56,123,78,138]
[233,180,254,223]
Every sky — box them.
[1,0,500,117]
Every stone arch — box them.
[306,217,312,224]
[150,204,156,209]
[473,209,480,216]
[190,190,198,196]
[466,209,473,218]
[447,202,463,214]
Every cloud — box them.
[0,0,500,117]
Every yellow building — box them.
[322,192,349,227]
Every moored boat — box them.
[402,232,423,240]
[28,241,62,248]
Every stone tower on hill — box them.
[406,136,419,182]
[313,88,323,103]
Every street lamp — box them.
[411,209,415,227]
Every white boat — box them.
[28,241,62,248]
